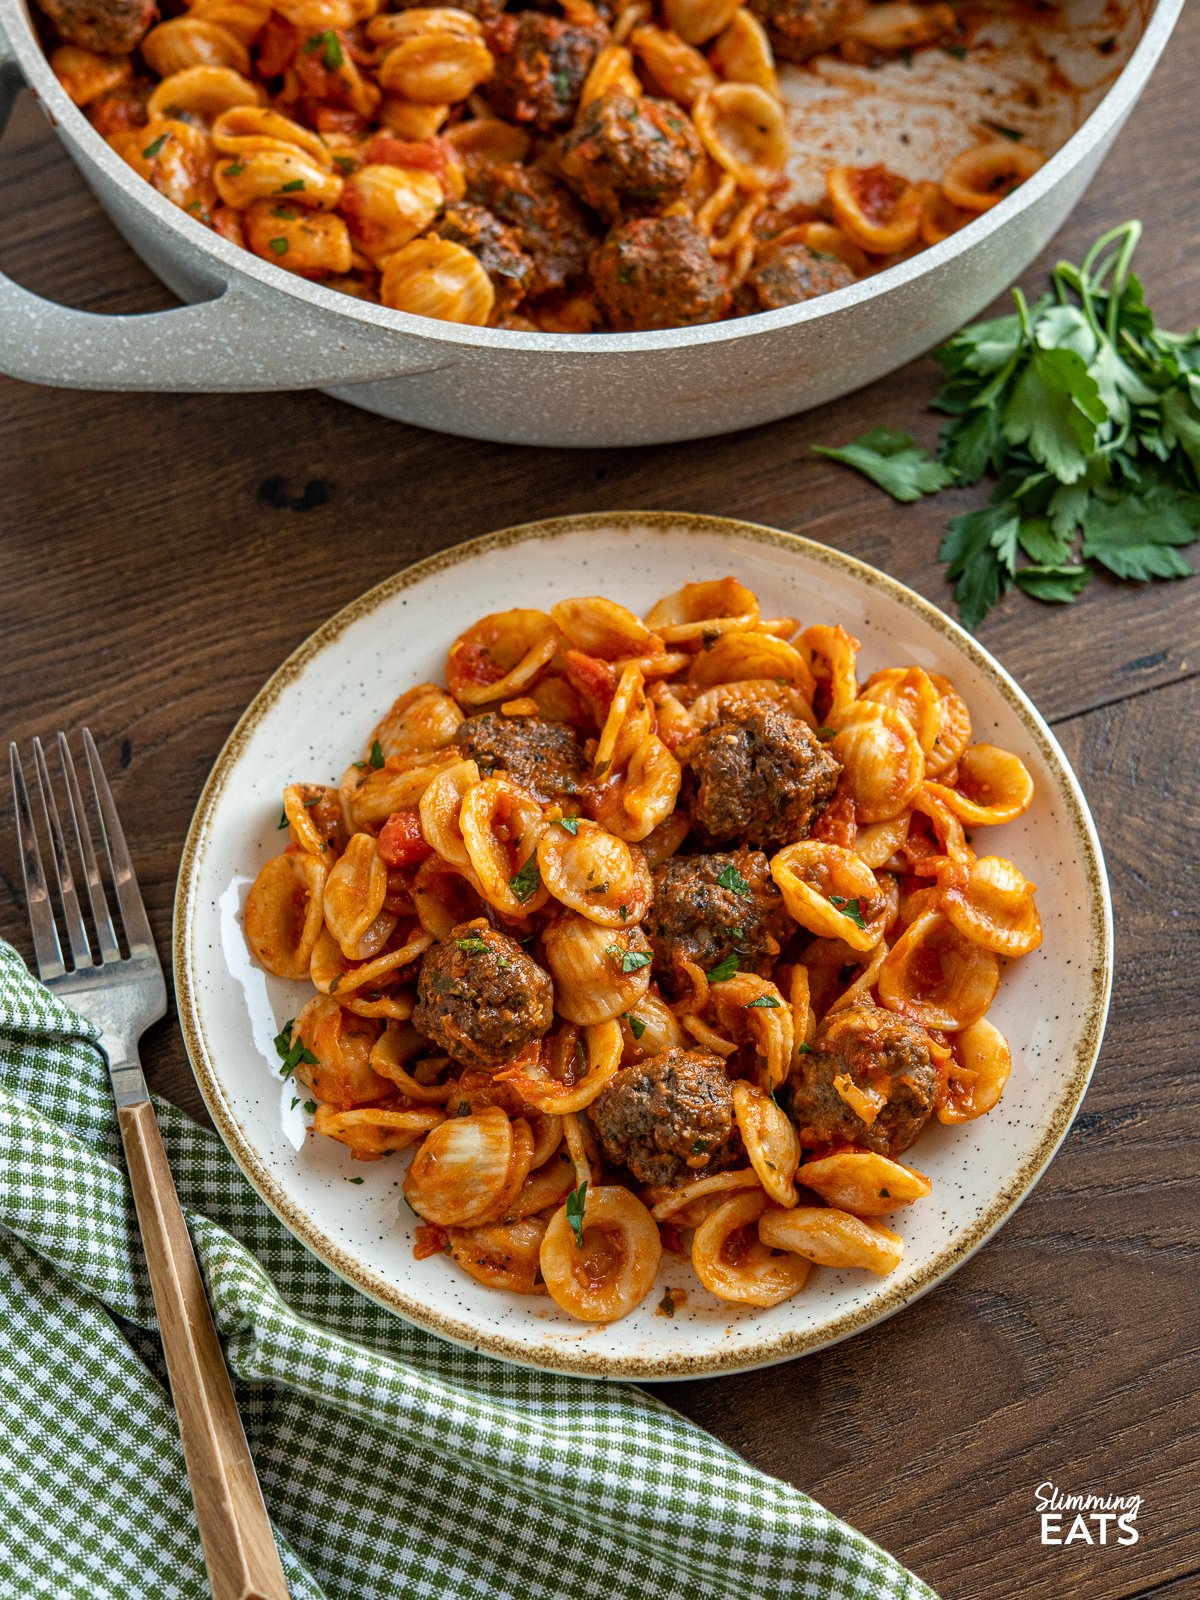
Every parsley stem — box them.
[1012,285,1034,343]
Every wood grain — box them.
[2,5,1198,1597]
[118,1100,291,1600]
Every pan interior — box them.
[779,0,1152,206]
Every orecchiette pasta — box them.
[244,576,1041,1323]
[52,0,1045,332]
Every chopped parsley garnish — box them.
[565,1180,588,1249]
[305,28,345,69]
[508,857,541,902]
[942,42,967,58]
[692,1140,708,1154]
[557,815,580,834]
[270,205,298,220]
[368,738,385,768]
[496,954,511,970]
[304,1100,317,1115]
[455,936,489,954]
[277,179,306,193]
[829,894,867,929]
[586,881,610,895]
[745,994,781,1009]
[618,904,628,920]
[706,951,740,983]
[268,237,289,255]
[224,161,245,176]
[552,69,571,98]
[273,1020,318,1080]
[290,1096,300,1110]
[277,809,289,828]
[346,1176,364,1184]
[625,1013,647,1040]
[142,133,168,159]
[798,1041,813,1055]
[814,725,836,739]
[333,155,356,174]
[984,120,1024,141]
[879,1187,891,1198]
[606,945,652,973]
[716,862,751,898]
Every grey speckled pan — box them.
[0,0,1184,445]
[172,514,1113,1379]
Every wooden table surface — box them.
[2,8,1198,1596]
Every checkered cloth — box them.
[0,939,936,1600]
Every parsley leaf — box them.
[277,808,289,829]
[1080,489,1197,581]
[716,862,751,898]
[268,237,289,256]
[829,894,867,929]
[369,739,385,769]
[557,815,580,834]
[565,1180,587,1249]
[706,951,740,983]
[745,994,781,1008]
[1014,565,1091,602]
[625,1013,647,1040]
[142,133,168,159]
[508,858,541,902]
[273,1020,318,1080]
[455,935,489,954]
[1003,341,1106,483]
[939,504,1019,630]
[813,427,956,502]
[277,178,306,194]
[606,944,651,973]
[303,1100,317,1115]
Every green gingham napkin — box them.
[0,939,936,1600]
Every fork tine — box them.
[9,743,66,980]
[58,731,122,965]
[32,736,93,971]
[82,728,156,956]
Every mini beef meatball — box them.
[483,12,605,133]
[748,242,856,311]
[790,1002,938,1156]
[591,216,727,331]
[38,0,155,52]
[558,92,701,223]
[453,712,586,802]
[746,0,858,61]
[467,164,597,295]
[686,706,840,848]
[428,202,533,315]
[648,851,792,997]
[589,1047,736,1185]
[412,921,554,1070]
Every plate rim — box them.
[173,511,1114,1380]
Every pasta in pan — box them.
[245,578,1041,1323]
[39,0,1045,331]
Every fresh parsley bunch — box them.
[814,222,1200,628]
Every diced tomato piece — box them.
[413,1224,449,1260]
[377,809,434,867]
[255,12,297,76]
[363,134,452,189]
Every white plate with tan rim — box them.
[174,513,1113,1380]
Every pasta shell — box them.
[446,1216,548,1294]
[380,239,496,325]
[244,850,327,978]
[403,1105,515,1226]
[539,1186,662,1322]
[693,84,787,190]
[758,1204,903,1275]
[732,1081,800,1207]
[692,1189,809,1305]
[797,1151,931,1216]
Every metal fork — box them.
[9,730,290,1600]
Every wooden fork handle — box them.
[117,1099,291,1600]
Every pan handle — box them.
[0,42,445,391]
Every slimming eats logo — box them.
[1036,1482,1142,1546]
